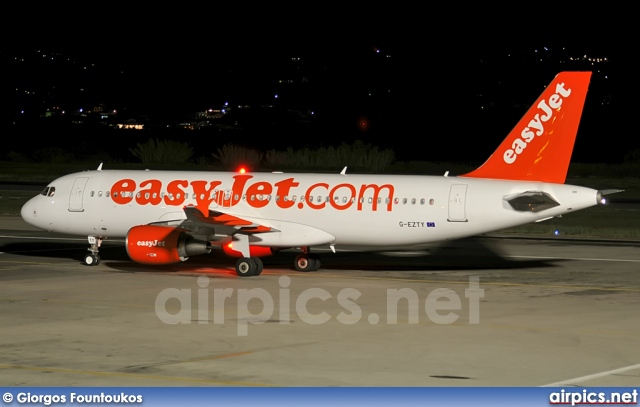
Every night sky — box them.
[4,17,628,164]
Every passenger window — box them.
[411,198,416,205]
[90,191,95,197]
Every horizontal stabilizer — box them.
[599,189,624,195]
[596,189,625,206]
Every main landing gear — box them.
[84,236,102,266]
[232,234,265,277]
[233,246,321,276]
[294,247,321,272]
[235,257,264,277]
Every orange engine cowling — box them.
[126,225,211,265]
[222,243,276,258]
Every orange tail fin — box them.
[462,71,592,183]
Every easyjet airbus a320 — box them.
[21,71,617,276]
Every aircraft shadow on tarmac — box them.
[1,237,561,273]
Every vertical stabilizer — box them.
[462,71,591,183]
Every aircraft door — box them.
[69,177,89,212]
[448,184,468,222]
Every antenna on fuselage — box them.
[340,166,347,175]
[97,162,103,171]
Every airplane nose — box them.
[21,200,32,219]
[21,198,37,224]
[20,196,54,232]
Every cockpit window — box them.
[40,187,56,197]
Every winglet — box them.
[462,72,592,184]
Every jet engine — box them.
[126,225,211,265]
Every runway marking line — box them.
[124,351,255,369]
[507,255,640,263]
[488,323,638,338]
[543,362,640,387]
[0,296,151,310]
[0,235,88,241]
[2,258,639,292]
[0,361,273,387]
[298,273,640,293]
[0,235,125,243]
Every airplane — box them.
[20,71,618,276]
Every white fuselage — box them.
[20,169,599,249]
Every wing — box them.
[183,205,274,234]
[177,205,335,258]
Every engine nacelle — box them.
[126,225,211,265]
[222,243,276,258]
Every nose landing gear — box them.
[84,236,102,266]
